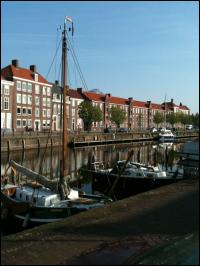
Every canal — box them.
[1,137,198,236]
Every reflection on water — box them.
[1,139,198,236]
[1,140,193,187]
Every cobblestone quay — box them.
[1,178,199,265]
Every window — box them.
[4,85,10,95]
[17,107,21,115]
[27,83,32,93]
[35,85,40,94]
[22,120,26,127]
[47,98,51,107]
[43,120,46,127]
[46,87,51,96]
[4,97,9,110]
[47,109,51,117]
[43,109,47,117]
[27,109,32,115]
[22,108,26,115]
[43,97,46,106]
[17,94,21,103]
[28,96,32,105]
[35,96,39,106]
[35,108,39,117]
[17,120,21,127]
[17,81,21,91]
[27,119,32,126]
[43,86,46,95]
[22,95,26,104]
[22,82,27,92]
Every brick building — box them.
[1,75,14,129]
[1,60,52,131]
[1,60,190,132]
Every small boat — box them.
[1,160,112,226]
[158,129,175,142]
[89,160,183,195]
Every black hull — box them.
[92,172,179,199]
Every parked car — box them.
[104,127,116,133]
[117,128,128,133]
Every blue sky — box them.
[1,1,199,113]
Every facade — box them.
[1,76,14,129]
[1,60,190,132]
[1,60,52,131]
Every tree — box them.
[190,113,199,128]
[109,106,126,128]
[78,101,103,131]
[166,112,178,128]
[178,113,191,129]
[153,112,164,128]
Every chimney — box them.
[171,98,174,103]
[77,88,83,93]
[30,65,36,73]
[147,100,151,107]
[12,59,19,68]
[128,97,133,101]
[180,102,182,106]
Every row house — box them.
[1,60,190,132]
[1,75,14,129]
[51,83,84,131]
[1,60,52,131]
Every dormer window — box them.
[34,73,38,82]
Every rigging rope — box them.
[45,37,62,80]
[66,31,88,91]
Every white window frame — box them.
[4,97,9,110]
[22,95,27,104]
[27,83,32,93]
[17,81,21,91]
[22,82,27,92]
[16,119,21,128]
[35,85,40,94]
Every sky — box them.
[1,1,199,114]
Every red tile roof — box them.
[68,89,84,99]
[1,65,49,84]
[109,96,129,105]
[151,103,163,110]
[82,91,105,102]
[133,100,147,108]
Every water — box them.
[1,138,198,235]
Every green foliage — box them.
[78,101,103,131]
[109,106,126,128]
[190,113,199,128]
[153,112,164,127]
[166,112,178,127]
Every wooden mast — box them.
[62,18,67,178]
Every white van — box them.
[186,125,193,130]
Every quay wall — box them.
[1,178,198,265]
[1,131,198,152]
